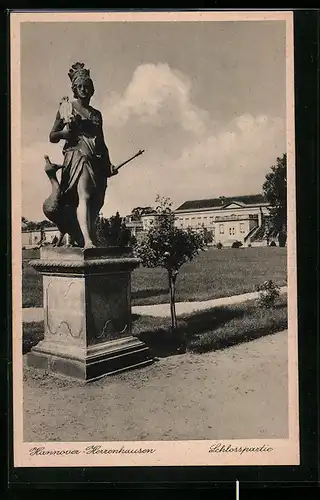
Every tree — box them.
[262,153,287,247]
[21,217,56,231]
[39,219,56,229]
[134,196,207,330]
[96,212,132,248]
[130,206,155,221]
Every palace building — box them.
[22,226,71,248]
[142,194,276,247]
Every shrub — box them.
[256,279,280,309]
[269,241,277,247]
[216,242,223,249]
[96,212,133,248]
[231,240,243,248]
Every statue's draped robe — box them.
[59,103,111,207]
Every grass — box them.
[23,295,287,357]
[22,321,44,354]
[134,295,287,355]
[22,264,43,308]
[22,246,287,308]
[22,248,40,260]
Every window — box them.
[229,227,236,236]
[219,224,224,234]
[240,223,245,233]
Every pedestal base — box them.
[27,336,153,382]
[27,246,154,382]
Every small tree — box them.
[134,196,206,329]
[262,153,287,247]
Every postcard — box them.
[10,10,299,468]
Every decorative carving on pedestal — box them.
[97,320,128,340]
[45,279,85,339]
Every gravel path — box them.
[23,330,288,442]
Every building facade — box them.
[22,227,70,248]
[141,194,275,247]
[123,216,145,241]
[22,229,42,248]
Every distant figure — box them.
[44,62,118,248]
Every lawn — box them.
[22,246,287,308]
[23,295,287,356]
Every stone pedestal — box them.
[27,247,153,382]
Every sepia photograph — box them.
[11,10,299,468]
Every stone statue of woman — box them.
[44,62,118,248]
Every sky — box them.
[20,20,287,221]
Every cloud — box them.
[103,63,210,136]
[168,113,285,204]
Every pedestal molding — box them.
[29,257,140,274]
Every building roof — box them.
[175,194,267,211]
[22,226,58,233]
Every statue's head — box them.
[68,62,95,99]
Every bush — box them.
[96,213,133,248]
[256,279,280,309]
[269,241,277,247]
[231,240,243,248]
[216,242,223,249]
